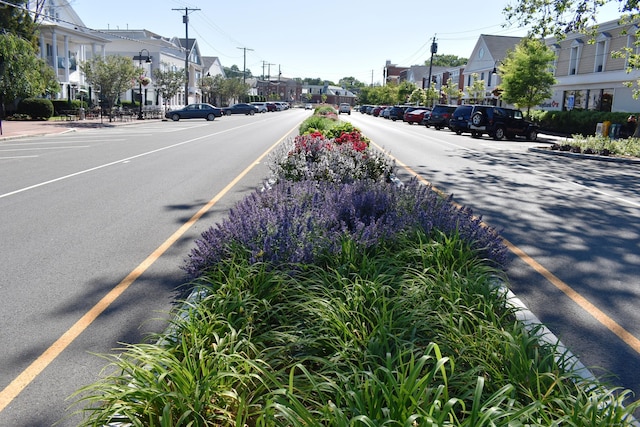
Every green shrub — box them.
[17,98,54,120]
[52,99,82,115]
[530,109,639,136]
[299,115,336,134]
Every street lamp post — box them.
[137,49,152,120]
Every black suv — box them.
[450,105,538,140]
[388,106,408,121]
[423,104,457,130]
[468,105,538,140]
[449,105,474,134]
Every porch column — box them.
[63,35,70,83]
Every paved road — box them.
[0,110,310,426]
[347,112,640,412]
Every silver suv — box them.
[338,103,351,115]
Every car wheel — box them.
[471,131,481,138]
[494,126,505,140]
[171,114,180,121]
[527,129,538,141]
[206,113,215,121]
[471,112,484,126]
[249,110,255,115]
[455,130,462,135]
[435,126,441,130]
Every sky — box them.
[69,0,625,85]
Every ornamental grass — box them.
[70,112,640,426]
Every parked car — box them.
[165,103,223,121]
[403,108,430,124]
[305,103,314,110]
[222,103,258,115]
[449,105,474,134]
[250,102,268,113]
[381,106,392,119]
[372,106,385,117]
[468,105,539,140]
[388,106,408,121]
[266,102,277,112]
[338,103,351,115]
[423,104,457,129]
[360,105,372,114]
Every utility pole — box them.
[267,63,275,99]
[427,35,437,93]
[173,7,200,105]
[237,46,253,86]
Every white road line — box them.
[0,146,89,152]
[0,124,255,200]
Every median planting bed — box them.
[71,106,640,426]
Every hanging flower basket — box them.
[139,76,151,86]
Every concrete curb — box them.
[529,146,640,164]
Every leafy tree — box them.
[80,55,139,115]
[219,77,249,105]
[0,0,39,47]
[0,32,57,117]
[427,54,467,67]
[408,88,426,105]
[153,64,185,109]
[224,65,253,79]
[465,73,486,103]
[338,76,366,92]
[424,82,439,106]
[503,0,632,39]
[498,38,556,115]
[441,77,463,104]
[397,81,416,104]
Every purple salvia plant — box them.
[183,179,508,278]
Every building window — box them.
[569,39,583,75]
[550,44,560,75]
[594,32,611,72]
[626,25,639,69]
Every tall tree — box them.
[408,88,426,105]
[80,55,139,115]
[153,64,185,109]
[0,32,57,116]
[499,38,556,115]
[441,77,463,104]
[0,0,39,47]
[465,73,486,103]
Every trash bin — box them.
[602,120,611,137]
[79,107,85,120]
[609,123,621,139]
[595,122,604,136]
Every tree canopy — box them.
[80,55,139,111]
[0,32,58,116]
[0,0,39,47]
[498,38,556,115]
[427,54,467,67]
[503,0,633,38]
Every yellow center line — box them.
[0,127,295,413]
[374,141,640,355]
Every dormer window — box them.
[569,39,583,75]
[594,32,611,73]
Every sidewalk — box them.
[0,116,162,141]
